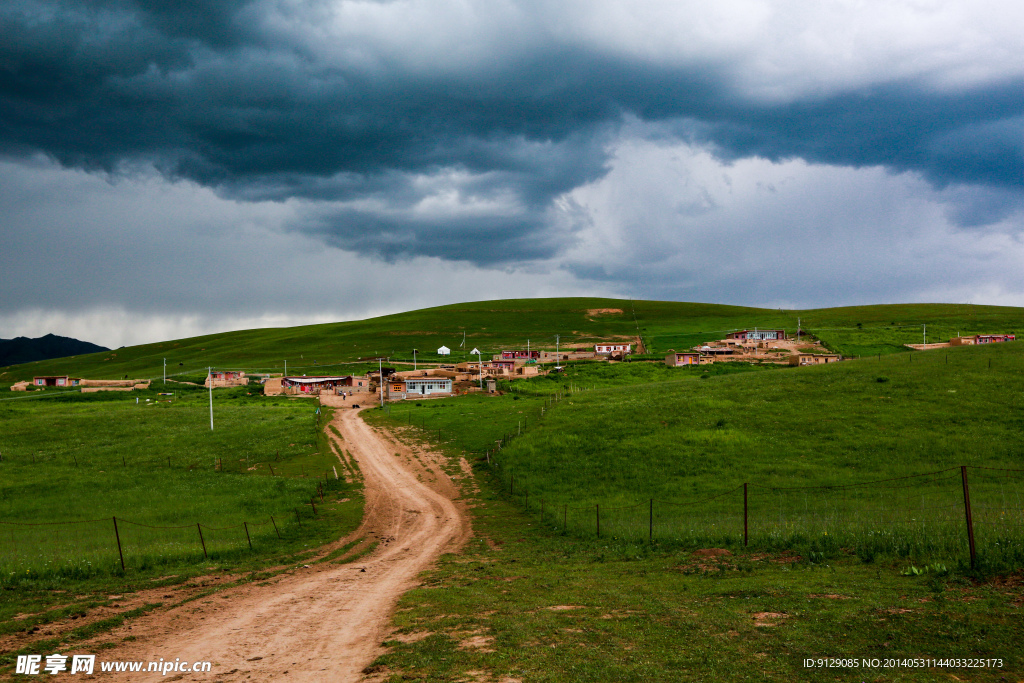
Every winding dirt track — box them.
[103,405,469,681]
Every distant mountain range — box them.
[0,334,109,367]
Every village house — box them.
[789,353,841,366]
[594,343,631,356]
[727,329,786,341]
[665,351,705,367]
[403,377,453,397]
[696,345,735,356]
[270,375,369,396]
[205,370,248,387]
[31,375,81,388]
[501,350,540,360]
[386,378,408,399]
[977,334,1015,344]
[950,334,1016,346]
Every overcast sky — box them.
[2,0,1022,347]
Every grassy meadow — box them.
[0,383,362,580]
[366,473,1024,683]
[367,340,1024,568]
[2,299,1022,386]
[360,341,1024,682]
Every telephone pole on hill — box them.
[208,367,214,430]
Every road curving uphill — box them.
[98,403,470,682]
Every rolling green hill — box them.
[2,299,1021,385]
[367,339,1024,565]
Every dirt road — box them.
[99,405,469,681]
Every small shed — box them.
[665,351,702,367]
[789,353,841,366]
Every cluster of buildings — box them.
[667,329,841,368]
[950,334,1016,345]
[10,376,150,392]
[11,328,1016,398]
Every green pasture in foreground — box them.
[0,384,362,578]
[367,341,1024,567]
[368,470,1024,683]
[2,299,1022,384]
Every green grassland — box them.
[0,384,361,579]
[2,299,1022,385]
[361,342,1024,682]
[367,341,1024,568]
[0,383,365,673]
[2,299,1023,680]
[367,476,1023,683]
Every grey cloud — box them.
[1,0,1023,266]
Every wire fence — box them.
[483,437,1024,565]
[0,476,344,575]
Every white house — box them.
[437,345,451,355]
[595,343,632,355]
[404,377,453,396]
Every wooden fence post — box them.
[197,523,208,558]
[271,515,281,539]
[961,466,977,569]
[244,522,252,550]
[112,517,125,572]
[744,483,749,547]
[295,508,302,526]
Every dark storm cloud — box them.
[1,0,1022,264]
[694,82,1024,192]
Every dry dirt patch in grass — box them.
[752,612,788,627]
[459,634,496,652]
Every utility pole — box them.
[555,334,560,364]
[413,348,417,371]
[797,318,800,343]
[163,358,166,385]
[284,359,287,376]
[923,324,927,345]
[379,358,384,408]
[477,349,483,389]
[208,367,214,430]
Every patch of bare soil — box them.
[77,407,471,682]
[585,308,623,316]
[752,612,788,627]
